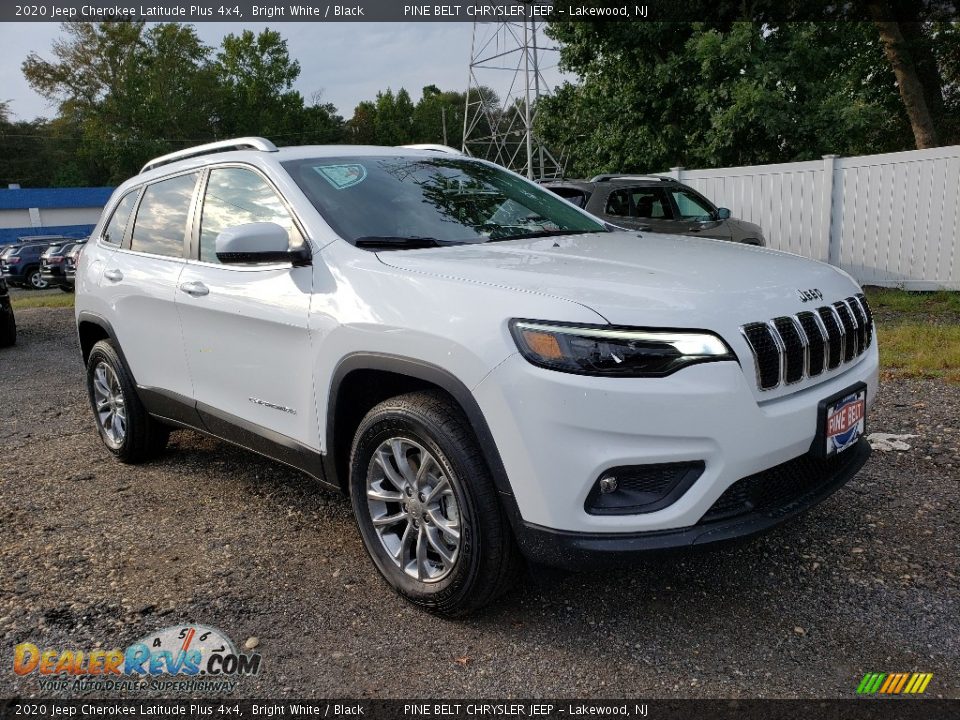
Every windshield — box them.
[282,155,606,247]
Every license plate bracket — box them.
[813,382,867,458]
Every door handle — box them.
[103,269,123,282]
[179,281,209,297]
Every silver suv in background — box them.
[543,175,766,246]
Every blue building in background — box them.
[0,186,114,245]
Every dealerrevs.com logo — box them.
[13,624,261,693]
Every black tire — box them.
[85,339,169,463]
[0,309,15,348]
[349,390,523,617]
[59,285,74,293]
[25,267,47,290]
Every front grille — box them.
[741,295,873,390]
[701,446,863,523]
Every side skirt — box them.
[137,386,334,490]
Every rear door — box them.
[175,164,315,448]
[98,172,199,400]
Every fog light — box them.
[585,461,705,515]
[598,476,619,494]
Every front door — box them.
[175,165,315,449]
[665,186,733,241]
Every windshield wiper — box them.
[485,229,600,243]
[354,236,447,250]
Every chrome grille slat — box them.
[741,295,874,391]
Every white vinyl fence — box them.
[662,145,960,290]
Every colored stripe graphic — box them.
[858,672,932,694]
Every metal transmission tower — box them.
[462,20,564,180]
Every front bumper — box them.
[511,438,870,568]
[473,344,879,538]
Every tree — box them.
[412,85,465,147]
[346,100,378,144]
[538,21,918,176]
[22,21,220,183]
[214,28,305,140]
[18,22,344,184]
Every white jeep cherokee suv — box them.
[76,138,878,615]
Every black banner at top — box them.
[2,0,958,23]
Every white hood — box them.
[377,231,860,327]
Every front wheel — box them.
[349,391,522,616]
[85,340,169,463]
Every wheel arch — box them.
[324,353,516,502]
[76,312,131,372]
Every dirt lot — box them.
[1,307,958,699]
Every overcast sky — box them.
[0,22,568,122]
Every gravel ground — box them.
[1,307,958,699]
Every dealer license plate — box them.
[824,389,866,456]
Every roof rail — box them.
[140,137,278,174]
[589,174,670,183]
[399,144,464,155]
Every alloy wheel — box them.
[365,437,462,583]
[92,362,126,449]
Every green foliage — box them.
[538,21,919,177]
[346,85,467,148]
[14,21,343,186]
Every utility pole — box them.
[462,19,564,180]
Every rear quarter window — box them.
[102,190,140,246]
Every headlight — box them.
[509,320,736,377]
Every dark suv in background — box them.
[0,236,74,290]
[40,240,85,292]
[542,175,766,246]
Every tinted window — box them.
[200,167,303,264]
[130,173,199,257]
[103,191,140,245]
[283,156,605,246]
[670,188,715,220]
[606,188,671,219]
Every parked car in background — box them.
[542,175,766,246]
[62,241,86,292]
[0,277,15,347]
[1,236,74,290]
[40,241,84,292]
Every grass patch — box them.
[878,322,960,382]
[865,287,960,319]
[11,292,75,310]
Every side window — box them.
[605,188,670,219]
[102,191,139,245]
[549,187,590,209]
[129,173,199,258]
[670,188,715,220]
[200,167,304,264]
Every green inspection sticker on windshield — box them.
[313,164,367,190]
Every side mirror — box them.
[215,222,310,266]
[716,207,731,220]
